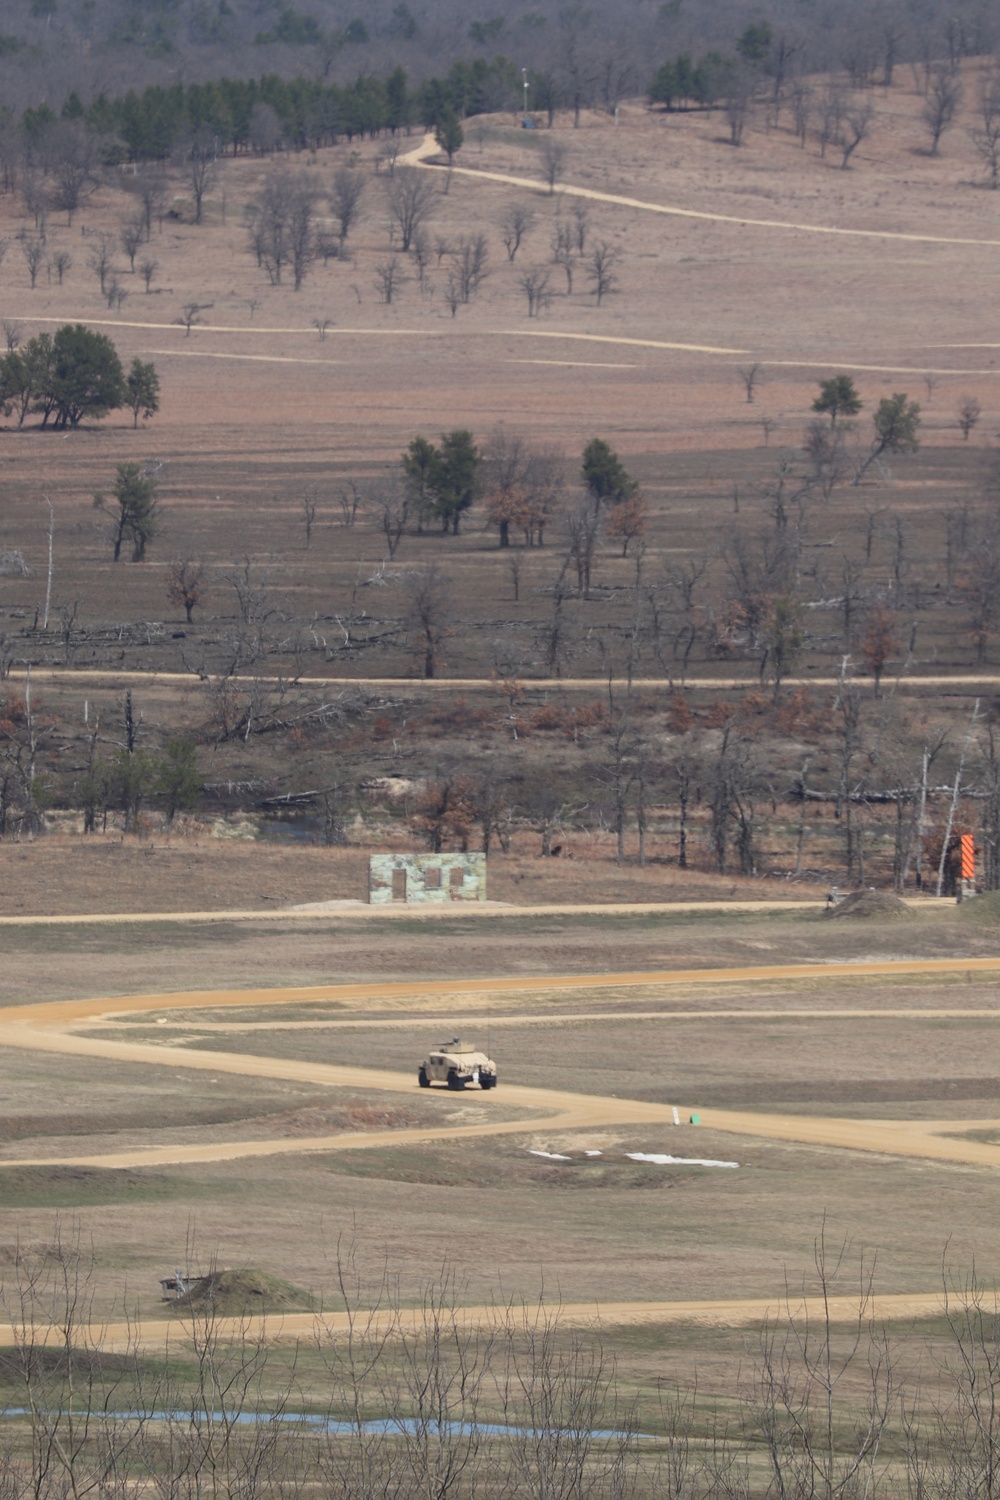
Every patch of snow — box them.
[584,1149,603,1157]
[625,1153,739,1169]
[528,1149,573,1161]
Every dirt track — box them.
[14,668,1000,694]
[5,955,1000,1343]
[5,958,1000,1173]
[0,1290,953,1355]
[0,898,817,927]
[399,132,1000,249]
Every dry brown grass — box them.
[0,71,996,682]
[3,78,1000,1381]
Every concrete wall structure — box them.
[369,853,486,904]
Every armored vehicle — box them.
[418,1038,497,1090]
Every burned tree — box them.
[403,563,451,678]
[166,557,207,623]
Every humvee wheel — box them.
[418,1066,430,1088]
[447,1069,464,1090]
[481,1076,496,1090]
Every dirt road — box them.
[399,132,1000,250]
[6,957,1000,1347]
[111,1005,1000,1035]
[12,667,1000,694]
[4,958,1000,1172]
[0,1290,953,1355]
[0,898,819,928]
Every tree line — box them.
[14,56,517,168]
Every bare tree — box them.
[566,500,600,597]
[21,167,48,234]
[484,424,528,548]
[444,270,462,317]
[337,481,363,527]
[374,255,405,304]
[403,563,450,677]
[957,395,982,439]
[301,492,318,548]
[500,203,534,260]
[738,362,762,404]
[177,302,210,337]
[838,96,874,167]
[749,1225,895,1500]
[20,237,44,289]
[520,267,553,317]
[106,275,127,312]
[167,557,207,623]
[412,228,431,291]
[923,64,963,155]
[119,215,145,271]
[540,137,567,195]
[724,69,755,146]
[48,119,101,224]
[804,418,851,500]
[378,478,410,559]
[378,139,401,175]
[139,258,157,292]
[971,75,1000,187]
[455,234,489,301]
[587,241,619,305]
[88,235,113,295]
[125,164,168,238]
[330,166,367,239]
[817,83,846,158]
[790,80,813,145]
[571,200,590,251]
[222,555,279,628]
[286,176,318,290]
[386,167,437,252]
[248,171,317,289]
[956,512,1000,661]
[551,221,576,292]
[522,446,564,545]
[180,128,219,224]
[52,249,71,284]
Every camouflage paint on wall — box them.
[369,853,487,904]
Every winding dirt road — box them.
[4,958,1000,1173]
[399,132,1000,249]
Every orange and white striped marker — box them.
[962,834,976,883]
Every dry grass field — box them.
[2,903,1000,1331]
[0,70,999,680]
[5,64,1000,1462]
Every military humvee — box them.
[418,1038,497,1090]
